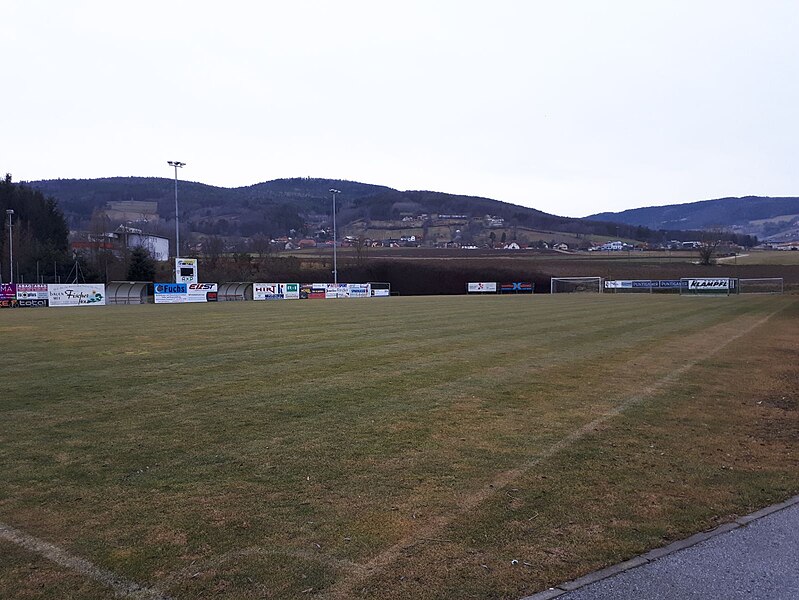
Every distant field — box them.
[724,251,799,265]
[1,296,798,599]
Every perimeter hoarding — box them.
[48,284,106,307]
[187,282,218,302]
[347,283,371,298]
[467,282,497,293]
[253,283,300,300]
[16,284,49,307]
[154,283,188,303]
[686,278,731,290]
[302,284,327,299]
[0,283,17,308]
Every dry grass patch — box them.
[0,295,797,599]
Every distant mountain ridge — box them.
[588,196,799,242]
[25,176,754,246]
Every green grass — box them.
[725,250,799,265]
[1,295,797,599]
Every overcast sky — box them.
[3,1,797,217]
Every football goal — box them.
[738,278,784,294]
[550,277,603,293]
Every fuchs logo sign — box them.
[155,283,187,294]
[154,283,188,304]
[687,278,730,290]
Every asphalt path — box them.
[556,502,799,600]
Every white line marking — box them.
[0,522,172,600]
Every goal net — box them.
[738,278,784,294]
[550,277,603,293]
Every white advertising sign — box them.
[48,284,107,307]
[347,283,371,298]
[467,282,497,293]
[254,283,283,300]
[16,284,49,300]
[186,282,218,302]
[325,283,340,299]
[687,278,730,290]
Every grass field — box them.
[1,295,798,599]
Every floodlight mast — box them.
[167,161,186,263]
[6,209,13,284]
[330,189,341,290]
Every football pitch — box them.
[1,295,798,599]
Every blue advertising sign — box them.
[154,283,188,304]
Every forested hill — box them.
[588,196,799,241]
[26,176,751,244]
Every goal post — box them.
[550,277,603,294]
[738,278,784,294]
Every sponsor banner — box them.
[1,283,17,307]
[303,283,327,299]
[15,284,49,307]
[371,289,390,297]
[187,282,218,302]
[325,283,340,299]
[606,280,688,289]
[467,282,497,293]
[347,283,370,298]
[48,284,106,307]
[16,284,49,300]
[687,278,731,290]
[18,298,49,308]
[254,283,284,300]
[500,282,533,293]
[658,279,685,288]
[283,283,300,300]
[0,283,16,300]
[154,282,188,303]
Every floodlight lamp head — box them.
[329,188,340,194]
[6,209,13,216]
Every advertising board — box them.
[605,280,687,289]
[371,289,390,297]
[325,283,340,299]
[347,283,370,298]
[283,283,300,300]
[500,282,533,293]
[187,282,218,302]
[0,283,17,308]
[686,278,731,290]
[16,284,49,307]
[301,284,326,299]
[48,284,106,307]
[467,282,497,293]
[254,283,284,300]
[154,283,188,303]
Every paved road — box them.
[558,503,799,600]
